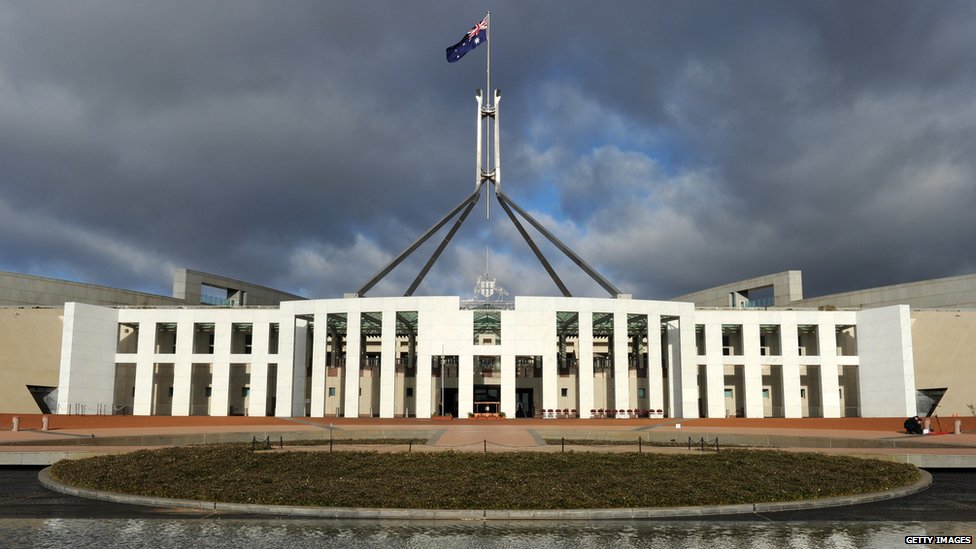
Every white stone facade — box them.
[56,297,917,419]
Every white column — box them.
[818,320,841,418]
[542,311,559,415]
[171,361,192,416]
[344,313,362,417]
[169,318,193,416]
[291,319,308,416]
[416,349,433,418]
[613,311,630,415]
[742,320,764,418]
[210,361,231,416]
[210,320,231,416]
[704,319,725,418]
[247,321,270,417]
[646,314,664,413]
[458,352,474,417]
[670,318,698,418]
[780,319,802,418]
[274,316,296,417]
[379,310,396,418]
[310,313,327,417]
[542,350,559,415]
[501,353,516,418]
[578,312,594,417]
[133,363,155,416]
[248,362,268,416]
[133,319,156,416]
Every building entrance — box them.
[443,388,458,418]
[515,388,534,418]
[473,384,501,414]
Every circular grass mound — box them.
[49,445,920,510]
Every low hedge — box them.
[49,445,919,510]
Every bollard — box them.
[561,436,565,453]
[955,419,962,435]
[923,419,931,434]
[638,437,642,454]
[675,423,681,430]
[42,416,49,431]
[409,440,412,452]
[11,417,19,432]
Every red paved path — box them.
[3,414,976,460]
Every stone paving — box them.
[2,413,976,467]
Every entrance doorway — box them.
[443,388,458,418]
[474,384,501,414]
[516,388,534,418]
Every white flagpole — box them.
[485,12,491,220]
[486,12,491,109]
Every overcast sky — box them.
[1,1,975,301]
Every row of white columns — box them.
[699,317,855,418]
[295,311,680,419]
[115,311,690,419]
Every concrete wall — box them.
[794,273,976,310]
[1,268,303,309]
[677,270,976,310]
[673,271,803,308]
[57,303,120,414]
[0,308,64,413]
[856,305,916,417]
[911,310,976,418]
[173,269,304,306]
[0,271,180,307]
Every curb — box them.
[38,467,932,520]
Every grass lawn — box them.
[49,445,920,510]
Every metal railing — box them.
[688,436,720,451]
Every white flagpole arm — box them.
[475,90,482,192]
[494,90,501,195]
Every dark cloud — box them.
[1,1,974,302]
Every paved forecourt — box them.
[2,414,976,467]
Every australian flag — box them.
[446,15,488,63]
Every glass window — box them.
[473,311,502,345]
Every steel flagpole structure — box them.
[484,11,491,220]
[355,12,624,298]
